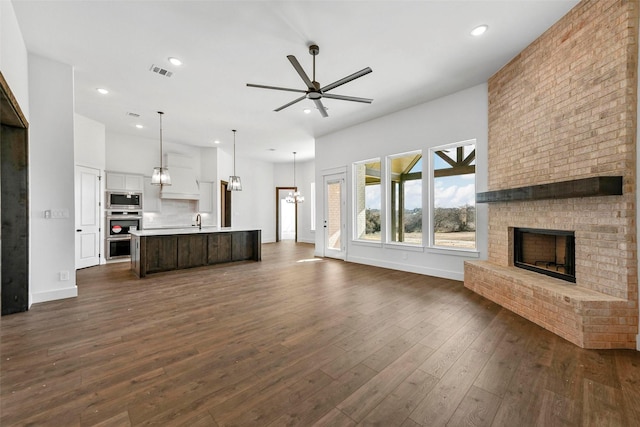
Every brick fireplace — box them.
[464,0,639,349]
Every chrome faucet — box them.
[195,213,202,230]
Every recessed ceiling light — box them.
[135,124,144,129]
[213,140,220,144]
[96,88,109,95]
[470,25,488,36]
[303,108,311,114]
[168,57,183,66]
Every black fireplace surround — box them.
[514,228,576,283]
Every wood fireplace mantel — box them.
[476,176,623,203]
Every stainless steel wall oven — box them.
[106,211,142,260]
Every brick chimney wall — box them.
[465,0,639,348]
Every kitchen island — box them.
[130,227,261,277]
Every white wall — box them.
[0,0,29,119]
[29,54,77,304]
[75,114,105,170]
[315,84,488,281]
[217,149,276,242]
[105,131,204,177]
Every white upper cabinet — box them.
[106,171,144,192]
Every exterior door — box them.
[323,173,346,259]
[75,166,101,269]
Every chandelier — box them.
[286,151,304,203]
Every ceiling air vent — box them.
[126,112,140,118]
[149,64,173,78]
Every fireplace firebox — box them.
[514,228,575,283]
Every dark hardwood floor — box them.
[2,241,639,426]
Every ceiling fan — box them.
[247,44,373,118]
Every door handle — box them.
[76,229,82,232]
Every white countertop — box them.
[130,226,260,237]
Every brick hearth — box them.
[464,0,639,349]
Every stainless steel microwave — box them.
[106,191,143,210]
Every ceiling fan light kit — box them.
[247,44,373,118]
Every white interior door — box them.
[323,173,346,259]
[75,166,101,269]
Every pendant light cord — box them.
[158,111,164,170]
[232,129,237,175]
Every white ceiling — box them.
[11,0,579,162]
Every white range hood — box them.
[160,153,200,200]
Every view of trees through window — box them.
[353,142,475,250]
[432,142,476,249]
[389,152,422,244]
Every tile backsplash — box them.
[142,199,214,229]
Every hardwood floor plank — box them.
[582,379,627,427]
[1,242,637,426]
[212,369,334,426]
[615,350,640,426]
[534,389,580,427]
[356,367,439,427]
[446,385,502,427]
[320,325,408,379]
[473,313,533,398]
[418,308,496,380]
[408,347,492,426]
[269,363,377,426]
[490,325,556,426]
[336,343,436,421]
[312,408,357,427]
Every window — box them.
[353,159,381,241]
[388,151,422,245]
[432,141,476,249]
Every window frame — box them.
[385,150,423,247]
[428,139,478,252]
[352,157,383,245]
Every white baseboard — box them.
[346,255,464,281]
[31,286,78,304]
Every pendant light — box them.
[228,129,242,191]
[286,151,304,203]
[151,111,171,186]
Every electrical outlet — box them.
[59,271,70,281]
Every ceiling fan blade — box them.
[274,95,307,112]
[322,93,373,104]
[321,67,372,93]
[313,99,329,118]
[246,83,307,94]
[287,55,315,90]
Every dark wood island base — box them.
[130,228,261,277]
